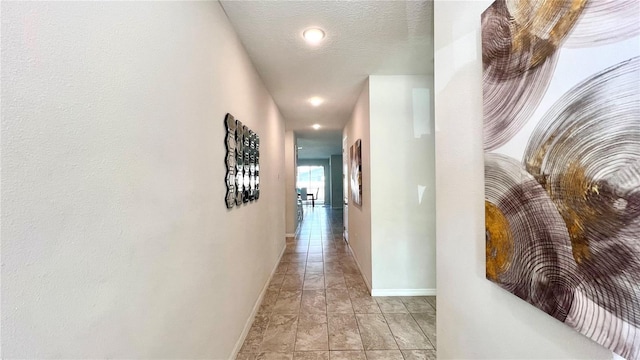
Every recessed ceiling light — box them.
[303,28,325,45]
[308,96,324,107]
[312,124,321,130]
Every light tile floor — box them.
[237,206,436,360]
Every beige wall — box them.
[434,1,614,358]
[285,131,298,235]
[1,2,285,358]
[343,79,373,289]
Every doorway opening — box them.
[296,165,325,206]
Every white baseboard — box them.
[347,244,372,293]
[371,288,437,297]
[345,243,436,298]
[229,244,286,360]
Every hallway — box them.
[237,207,436,360]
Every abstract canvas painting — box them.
[482,1,639,358]
[350,139,362,206]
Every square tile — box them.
[326,289,353,313]
[308,246,324,254]
[308,253,324,262]
[286,266,307,276]
[255,353,294,360]
[343,274,365,287]
[383,314,432,350]
[327,313,363,350]
[304,273,325,290]
[295,314,329,351]
[341,266,360,276]
[237,353,256,360]
[325,274,347,289]
[328,351,366,360]
[324,261,342,269]
[347,286,370,300]
[301,290,327,314]
[351,297,380,314]
[273,290,302,314]
[426,296,436,309]
[400,350,436,360]
[260,314,298,352]
[323,253,341,262]
[293,351,329,360]
[355,314,397,350]
[259,290,281,314]
[283,253,308,263]
[275,263,288,275]
[365,350,404,360]
[400,297,432,313]
[374,298,408,313]
[306,262,324,273]
[269,274,285,291]
[240,317,268,353]
[284,245,305,254]
[411,312,436,348]
[282,274,304,290]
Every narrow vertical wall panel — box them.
[369,75,436,295]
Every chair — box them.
[300,187,308,205]
[307,188,318,207]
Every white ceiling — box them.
[220,0,433,158]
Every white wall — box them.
[434,1,614,358]
[1,2,285,358]
[285,131,298,235]
[344,80,373,288]
[369,75,435,295]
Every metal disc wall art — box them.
[243,125,250,203]
[224,114,237,209]
[482,1,639,358]
[235,120,244,206]
[255,135,260,200]
[224,113,261,209]
[249,130,256,201]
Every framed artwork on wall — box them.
[482,1,639,358]
[350,139,362,206]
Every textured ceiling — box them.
[220,0,433,158]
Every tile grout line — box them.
[408,309,437,351]
[380,311,403,356]
[323,236,331,355]
[291,231,307,354]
